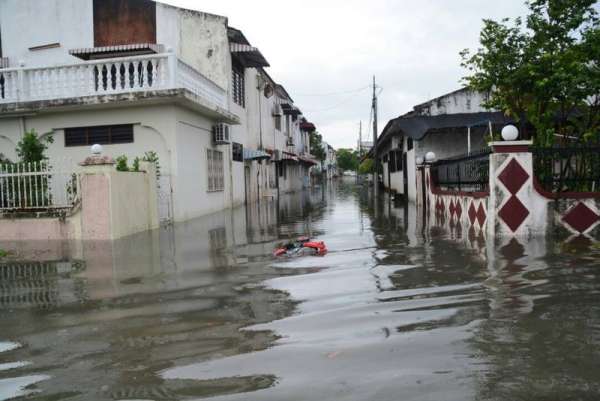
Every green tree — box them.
[461,0,599,146]
[16,130,53,163]
[336,148,359,172]
[309,130,326,162]
[358,158,374,175]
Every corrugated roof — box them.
[230,43,270,68]
[69,44,162,59]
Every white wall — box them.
[0,105,176,176]
[156,3,229,91]
[0,0,93,68]
[413,89,489,116]
[174,107,235,220]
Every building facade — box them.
[376,88,512,202]
[0,0,318,223]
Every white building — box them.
[376,88,512,202]
[0,0,318,223]
[321,142,337,180]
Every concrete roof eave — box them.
[0,89,240,125]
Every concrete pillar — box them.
[488,140,548,238]
[79,155,116,240]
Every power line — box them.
[303,92,364,113]
[294,85,371,97]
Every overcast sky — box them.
[161,0,528,149]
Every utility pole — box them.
[372,76,379,199]
[358,120,362,156]
[357,121,362,182]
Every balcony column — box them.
[16,61,26,102]
[167,49,177,89]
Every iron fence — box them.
[532,146,600,193]
[430,149,491,192]
[0,159,78,211]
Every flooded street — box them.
[1,178,600,401]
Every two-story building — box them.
[0,0,318,223]
[376,87,513,201]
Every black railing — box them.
[430,149,491,192]
[532,146,600,193]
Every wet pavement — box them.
[1,178,600,400]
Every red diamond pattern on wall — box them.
[455,200,462,219]
[438,198,445,214]
[468,202,477,225]
[562,202,600,233]
[498,159,530,195]
[476,203,486,227]
[449,199,455,216]
[498,196,530,232]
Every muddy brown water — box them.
[1,178,600,400]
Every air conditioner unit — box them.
[272,104,283,116]
[212,123,231,144]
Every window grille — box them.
[64,124,133,147]
[232,63,245,107]
[207,149,224,192]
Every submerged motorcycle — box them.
[273,236,328,257]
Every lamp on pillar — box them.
[91,144,103,155]
[425,151,436,163]
[501,125,519,141]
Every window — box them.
[207,149,224,192]
[389,151,396,173]
[64,124,133,147]
[232,142,243,162]
[232,63,245,107]
[274,115,282,131]
[407,138,414,151]
[396,150,403,171]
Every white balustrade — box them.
[0,54,226,110]
[176,59,228,109]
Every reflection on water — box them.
[1,179,600,400]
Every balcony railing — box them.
[0,53,226,109]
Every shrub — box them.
[115,155,129,172]
[16,130,53,163]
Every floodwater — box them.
[1,178,600,401]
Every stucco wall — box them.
[0,0,93,68]
[109,167,159,239]
[156,3,229,90]
[0,213,81,241]
[414,89,489,116]
[174,107,235,220]
[0,105,176,178]
[390,171,403,194]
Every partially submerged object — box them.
[273,236,328,257]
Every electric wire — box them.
[294,85,371,97]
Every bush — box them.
[16,130,53,163]
[115,155,129,172]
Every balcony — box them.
[0,53,234,120]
